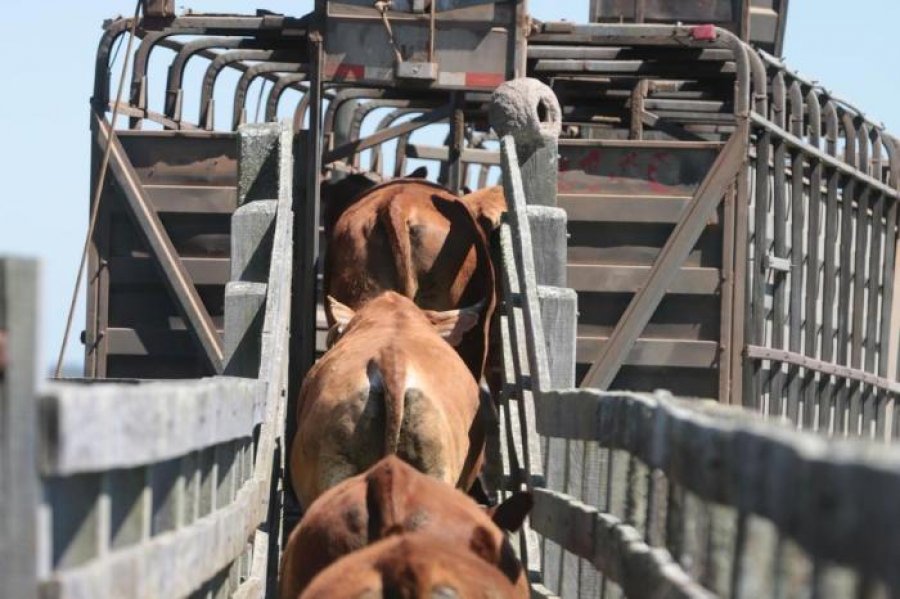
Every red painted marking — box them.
[618,151,639,173]
[647,151,672,194]
[465,72,505,88]
[691,24,717,41]
[333,64,365,81]
[577,149,602,173]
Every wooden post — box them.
[224,282,267,378]
[489,78,561,208]
[230,200,277,283]
[538,287,577,390]
[490,81,577,597]
[238,123,282,206]
[0,257,39,598]
[527,206,567,288]
[225,190,278,378]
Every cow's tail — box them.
[379,201,418,300]
[367,350,406,455]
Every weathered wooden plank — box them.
[576,338,719,369]
[139,185,237,214]
[568,264,721,295]
[224,282,267,378]
[538,286,578,390]
[528,206,568,288]
[531,488,714,599]
[242,121,295,590]
[559,194,721,225]
[106,256,230,287]
[0,258,39,599]
[105,327,224,357]
[39,378,265,475]
[230,200,277,283]
[534,388,900,590]
[40,477,263,599]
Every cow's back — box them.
[279,456,526,599]
[324,180,495,380]
[299,533,524,599]
[291,295,484,509]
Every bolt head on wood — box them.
[489,78,562,144]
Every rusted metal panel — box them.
[117,132,238,186]
[558,142,722,197]
[588,0,789,55]
[590,0,740,23]
[322,0,524,90]
[86,129,238,379]
[579,126,747,390]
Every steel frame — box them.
[86,9,900,423]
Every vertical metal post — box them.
[0,258,39,599]
[284,29,324,541]
[447,92,466,194]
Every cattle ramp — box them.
[3,2,900,598]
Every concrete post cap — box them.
[489,78,562,144]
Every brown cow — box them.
[322,178,496,382]
[279,456,532,599]
[461,185,507,238]
[299,532,526,599]
[291,292,487,509]
[460,185,508,397]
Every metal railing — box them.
[744,54,900,438]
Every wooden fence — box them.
[492,81,900,598]
[0,120,295,599]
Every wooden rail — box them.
[2,121,296,598]
[493,78,900,597]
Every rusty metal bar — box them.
[786,81,805,422]
[265,74,307,123]
[746,345,900,396]
[802,89,822,429]
[749,113,899,199]
[768,72,787,415]
[369,108,427,173]
[164,37,263,119]
[750,131,772,410]
[447,92,466,193]
[820,100,840,369]
[233,62,306,130]
[93,115,223,372]
[580,125,748,389]
[323,104,451,165]
[199,49,283,129]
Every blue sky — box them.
[0,1,897,374]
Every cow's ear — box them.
[327,296,355,329]
[487,491,533,532]
[468,525,500,563]
[423,301,483,346]
[407,166,428,179]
